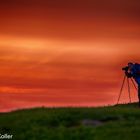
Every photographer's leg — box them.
[138,85,140,107]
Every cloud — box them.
[0,0,139,111]
[0,0,139,40]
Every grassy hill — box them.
[0,103,140,140]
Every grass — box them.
[0,103,140,140]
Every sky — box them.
[0,0,140,112]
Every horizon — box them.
[0,0,140,112]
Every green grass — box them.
[0,103,140,140]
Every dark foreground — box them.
[0,103,140,140]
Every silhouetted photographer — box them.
[123,62,140,107]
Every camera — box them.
[122,66,129,71]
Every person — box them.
[125,62,140,107]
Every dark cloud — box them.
[0,75,117,91]
[0,0,140,40]
[1,0,140,21]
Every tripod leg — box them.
[117,75,126,105]
[131,78,140,105]
[130,78,137,91]
[127,78,131,103]
[138,86,140,107]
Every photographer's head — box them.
[128,62,134,70]
[122,62,134,72]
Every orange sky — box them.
[0,0,140,112]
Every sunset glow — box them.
[0,0,140,112]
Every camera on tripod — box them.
[117,65,137,105]
[122,66,129,71]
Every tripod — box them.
[117,74,137,105]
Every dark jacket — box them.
[126,63,140,85]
